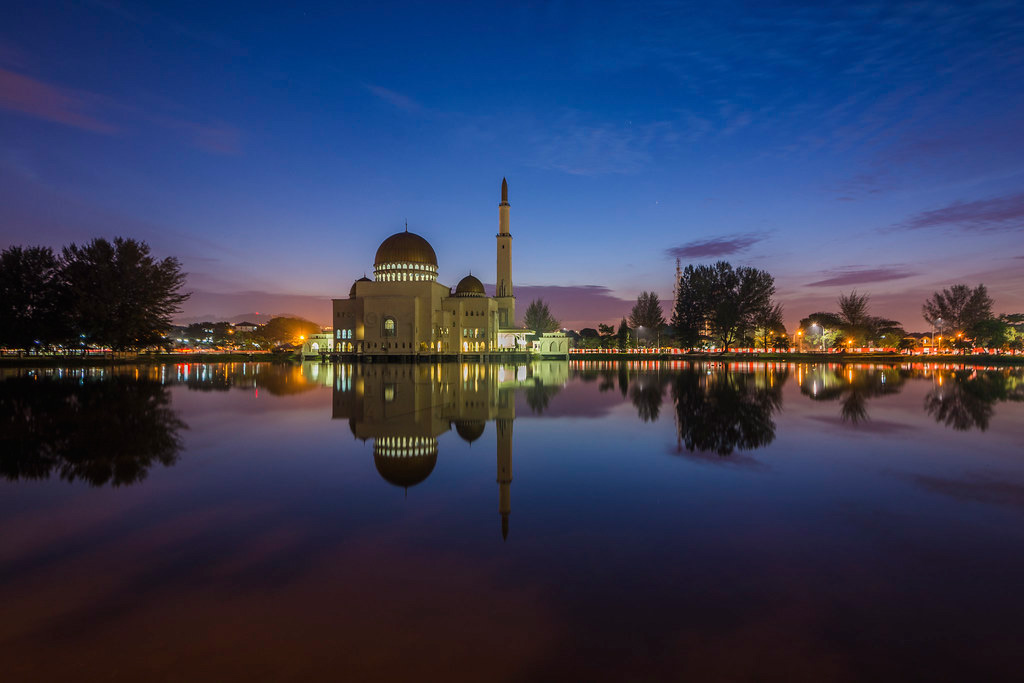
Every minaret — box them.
[495,178,514,328]
[497,416,513,540]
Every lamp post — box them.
[810,323,824,352]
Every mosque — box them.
[326,179,567,358]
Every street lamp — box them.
[810,323,824,352]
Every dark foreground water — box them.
[2,360,1024,682]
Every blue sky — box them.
[2,0,1023,330]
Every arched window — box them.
[383,317,396,337]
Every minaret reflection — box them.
[496,417,512,540]
[329,362,568,539]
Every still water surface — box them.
[2,361,1024,681]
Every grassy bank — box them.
[0,352,297,367]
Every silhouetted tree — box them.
[751,302,786,350]
[922,284,994,335]
[62,238,189,351]
[671,261,777,351]
[802,291,903,347]
[0,246,68,352]
[255,316,320,347]
[523,299,560,333]
[616,317,631,350]
[628,291,666,342]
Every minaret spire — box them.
[496,177,514,328]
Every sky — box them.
[1,0,1023,331]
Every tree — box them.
[256,317,320,346]
[922,284,994,335]
[523,298,559,333]
[62,238,189,351]
[671,261,777,352]
[577,327,600,349]
[597,323,616,349]
[751,302,786,351]
[802,291,903,348]
[616,317,631,350]
[0,246,67,353]
[628,291,666,337]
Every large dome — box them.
[373,231,439,282]
[373,435,438,488]
[374,231,437,268]
[454,274,485,297]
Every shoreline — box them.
[1,351,1023,367]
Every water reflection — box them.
[670,363,788,456]
[797,364,906,423]
[330,363,566,539]
[0,373,185,486]
[925,368,1024,431]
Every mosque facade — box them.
[331,178,529,357]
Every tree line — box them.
[0,238,189,353]
[570,259,1023,353]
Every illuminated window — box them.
[383,317,396,337]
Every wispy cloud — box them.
[666,234,762,260]
[365,85,423,113]
[902,192,1024,232]
[527,115,673,176]
[805,265,916,287]
[0,67,241,153]
[0,67,116,133]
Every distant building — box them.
[234,321,258,332]
[301,332,335,355]
[332,179,529,357]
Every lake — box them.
[2,360,1023,682]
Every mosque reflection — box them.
[331,362,568,539]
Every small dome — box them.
[454,274,485,297]
[374,231,438,268]
[349,276,371,297]
[454,420,486,443]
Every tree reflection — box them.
[798,366,905,423]
[925,369,1024,432]
[671,366,788,456]
[524,381,561,415]
[0,375,186,486]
